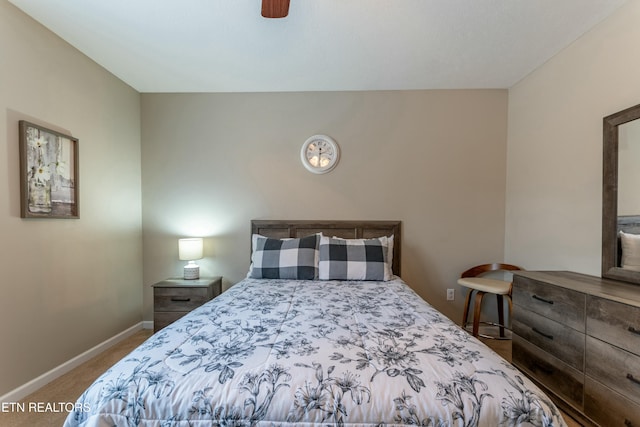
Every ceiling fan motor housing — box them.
[262,0,290,18]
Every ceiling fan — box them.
[261,0,290,18]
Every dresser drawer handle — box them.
[171,297,191,302]
[627,373,640,386]
[532,327,554,340]
[629,326,640,336]
[626,419,634,427]
[532,295,554,305]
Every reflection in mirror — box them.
[603,103,640,284]
[617,120,640,271]
[618,119,640,216]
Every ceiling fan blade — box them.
[261,0,290,18]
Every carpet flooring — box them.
[0,329,153,427]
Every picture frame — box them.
[19,120,79,219]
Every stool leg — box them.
[497,294,505,337]
[462,289,473,329]
[473,291,485,337]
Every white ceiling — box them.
[8,0,628,93]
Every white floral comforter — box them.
[64,277,566,426]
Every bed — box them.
[64,220,566,427]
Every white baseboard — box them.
[142,320,154,330]
[0,322,144,403]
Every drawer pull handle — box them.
[171,297,191,302]
[626,419,633,427]
[627,373,640,386]
[532,327,554,340]
[629,326,640,336]
[532,295,554,305]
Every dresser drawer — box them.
[513,334,584,409]
[512,276,585,332]
[586,335,640,406]
[587,295,640,357]
[154,286,212,312]
[513,308,584,371]
[585,376,640,427]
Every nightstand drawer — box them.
[513,308,584,371]
[154,287,212,312]
[152,277,222,332]
[512,276,585,332]
[513,334,584,409]
[587,295,640,356]
[586,335,640,405]
[154,312,188,331]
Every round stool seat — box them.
[458,263,522,339]
[457,277,511,295]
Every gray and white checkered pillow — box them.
[318,235,393,281]
[249,234,319,280]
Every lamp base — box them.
[183,262,200,280]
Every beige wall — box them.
[0,1,142,397]
[141,90,508,323]
[505,0,640,274]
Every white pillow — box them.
[620,231,640,271]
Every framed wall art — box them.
[19,120,79,219]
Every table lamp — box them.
[178,238,203,280]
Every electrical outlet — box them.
[447,288,455,301]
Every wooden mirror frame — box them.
[602,103,640,284]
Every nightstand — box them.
[152,277,222,332]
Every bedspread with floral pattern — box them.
[64,277,566,427]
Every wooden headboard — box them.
[251,220,402,276]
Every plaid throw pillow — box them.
[249,234,319,280]
[318,235,393,281]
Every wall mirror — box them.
[602,102,640,284]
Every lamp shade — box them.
[178,238,203,261]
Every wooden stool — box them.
[458,263,523,338]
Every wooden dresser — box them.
[512,271,640,426]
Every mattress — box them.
[64,277,566,426]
